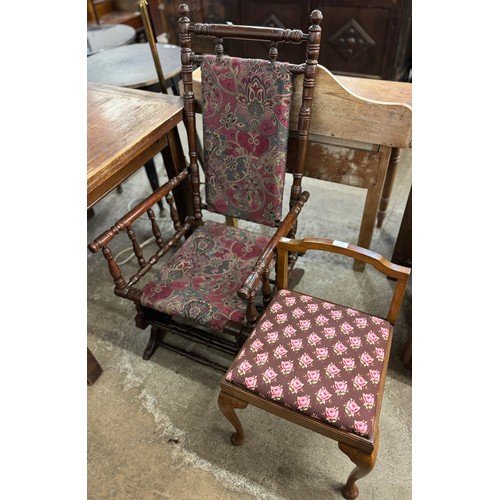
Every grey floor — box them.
[87,128,412,499]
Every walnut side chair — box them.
[88,4,323,371]
[218,236,411,498]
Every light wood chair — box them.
[218,236,410,498]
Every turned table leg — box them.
[377,147,401,229]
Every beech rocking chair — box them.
[218,237,411,498]
[88,4,323,371]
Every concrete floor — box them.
[87,133,412,499]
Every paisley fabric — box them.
[201,55,292,227]
[141,221,271,333]
[225,289,392,439]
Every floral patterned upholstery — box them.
[201,55,293,227]
[225,289,392,439]
[141,221,271,333]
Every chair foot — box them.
[218,390,248,446]
[338,434,379,499]
[341,482,359,500]
[142,326,165,360]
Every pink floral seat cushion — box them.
[141,221,270,333]
[201,55,292,227]
[225,289,392,439]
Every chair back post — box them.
[276,244,290,290]
[387,278,409,326]
[178,3,203,221]
[289,10,322,216]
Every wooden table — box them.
[87,23,136,56]
[87,82,186,383]
[87,43,185,212]
[87,82,185,208]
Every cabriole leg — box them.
[338,433,379,499]
[218,391,248,446]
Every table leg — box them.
[353,188,381,272]
[161,127,194,224]
[353,145,391,272]
[391,187,412,370]
[144,158,165,212]
[376,147,401,228]
[87,348,103,385]
[391,187,412,267]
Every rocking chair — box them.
[88,4,323,371]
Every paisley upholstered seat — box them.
[141,221,271,333]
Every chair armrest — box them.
[88,168,190,252]
[278,237,410,280]
[87,167,192,295]
[238,191,310,300]
[277,237,411,325]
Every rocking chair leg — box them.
[142,325,165,360]
[218,391,248,446]
[338,434,379,500]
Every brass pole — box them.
[137,0,168,94]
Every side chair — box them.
[88,4,323,371]
[218,236,411,498]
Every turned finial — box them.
[179,4,189,16]
[310,10,323,25]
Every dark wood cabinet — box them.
[160,0,411,81]
[310,0,411,81]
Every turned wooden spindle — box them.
[215,37,223,60]
[179,3,203,221]
[245,291,258,328]
[289,9,322,211]
[269,41,278,64]
[166,193,181,231]
[103,246,126,290]
[147,208,164,248]
[127,223,192,287]
[127,226,146,267]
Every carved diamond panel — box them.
[329,19,375,62]
[263,14,286,29]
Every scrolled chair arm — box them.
[238,190,310,301]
